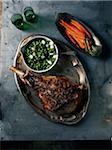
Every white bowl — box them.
[17,34,59,73]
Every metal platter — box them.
[13,35,90,125]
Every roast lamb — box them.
[10,67,83,113]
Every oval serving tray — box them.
[13,35,90,125]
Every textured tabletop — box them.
[0,0,112,140]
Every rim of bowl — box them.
[18,35,59,73]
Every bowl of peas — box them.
[19,35,59,73]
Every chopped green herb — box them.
[23,38,57,71]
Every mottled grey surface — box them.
[0,0,112,140]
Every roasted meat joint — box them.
[10,67,84,114]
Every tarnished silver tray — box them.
[12,35,90,125]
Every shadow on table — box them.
[23,15,55,33]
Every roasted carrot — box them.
[71,19,91,38]
[59,19,92,50]
[65,30,76,45]
[70,25,86,37]
[60,20,75,32]
[60,23,85,40]
[71,19,88,33]
[74,33,85,41]
[60,20,85,38]
[71,19,84,31]
[65,27,85,39]
[65,28,85,48]
[67,30,85,49]
[65,30,80,49]
[71,20,84,33]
